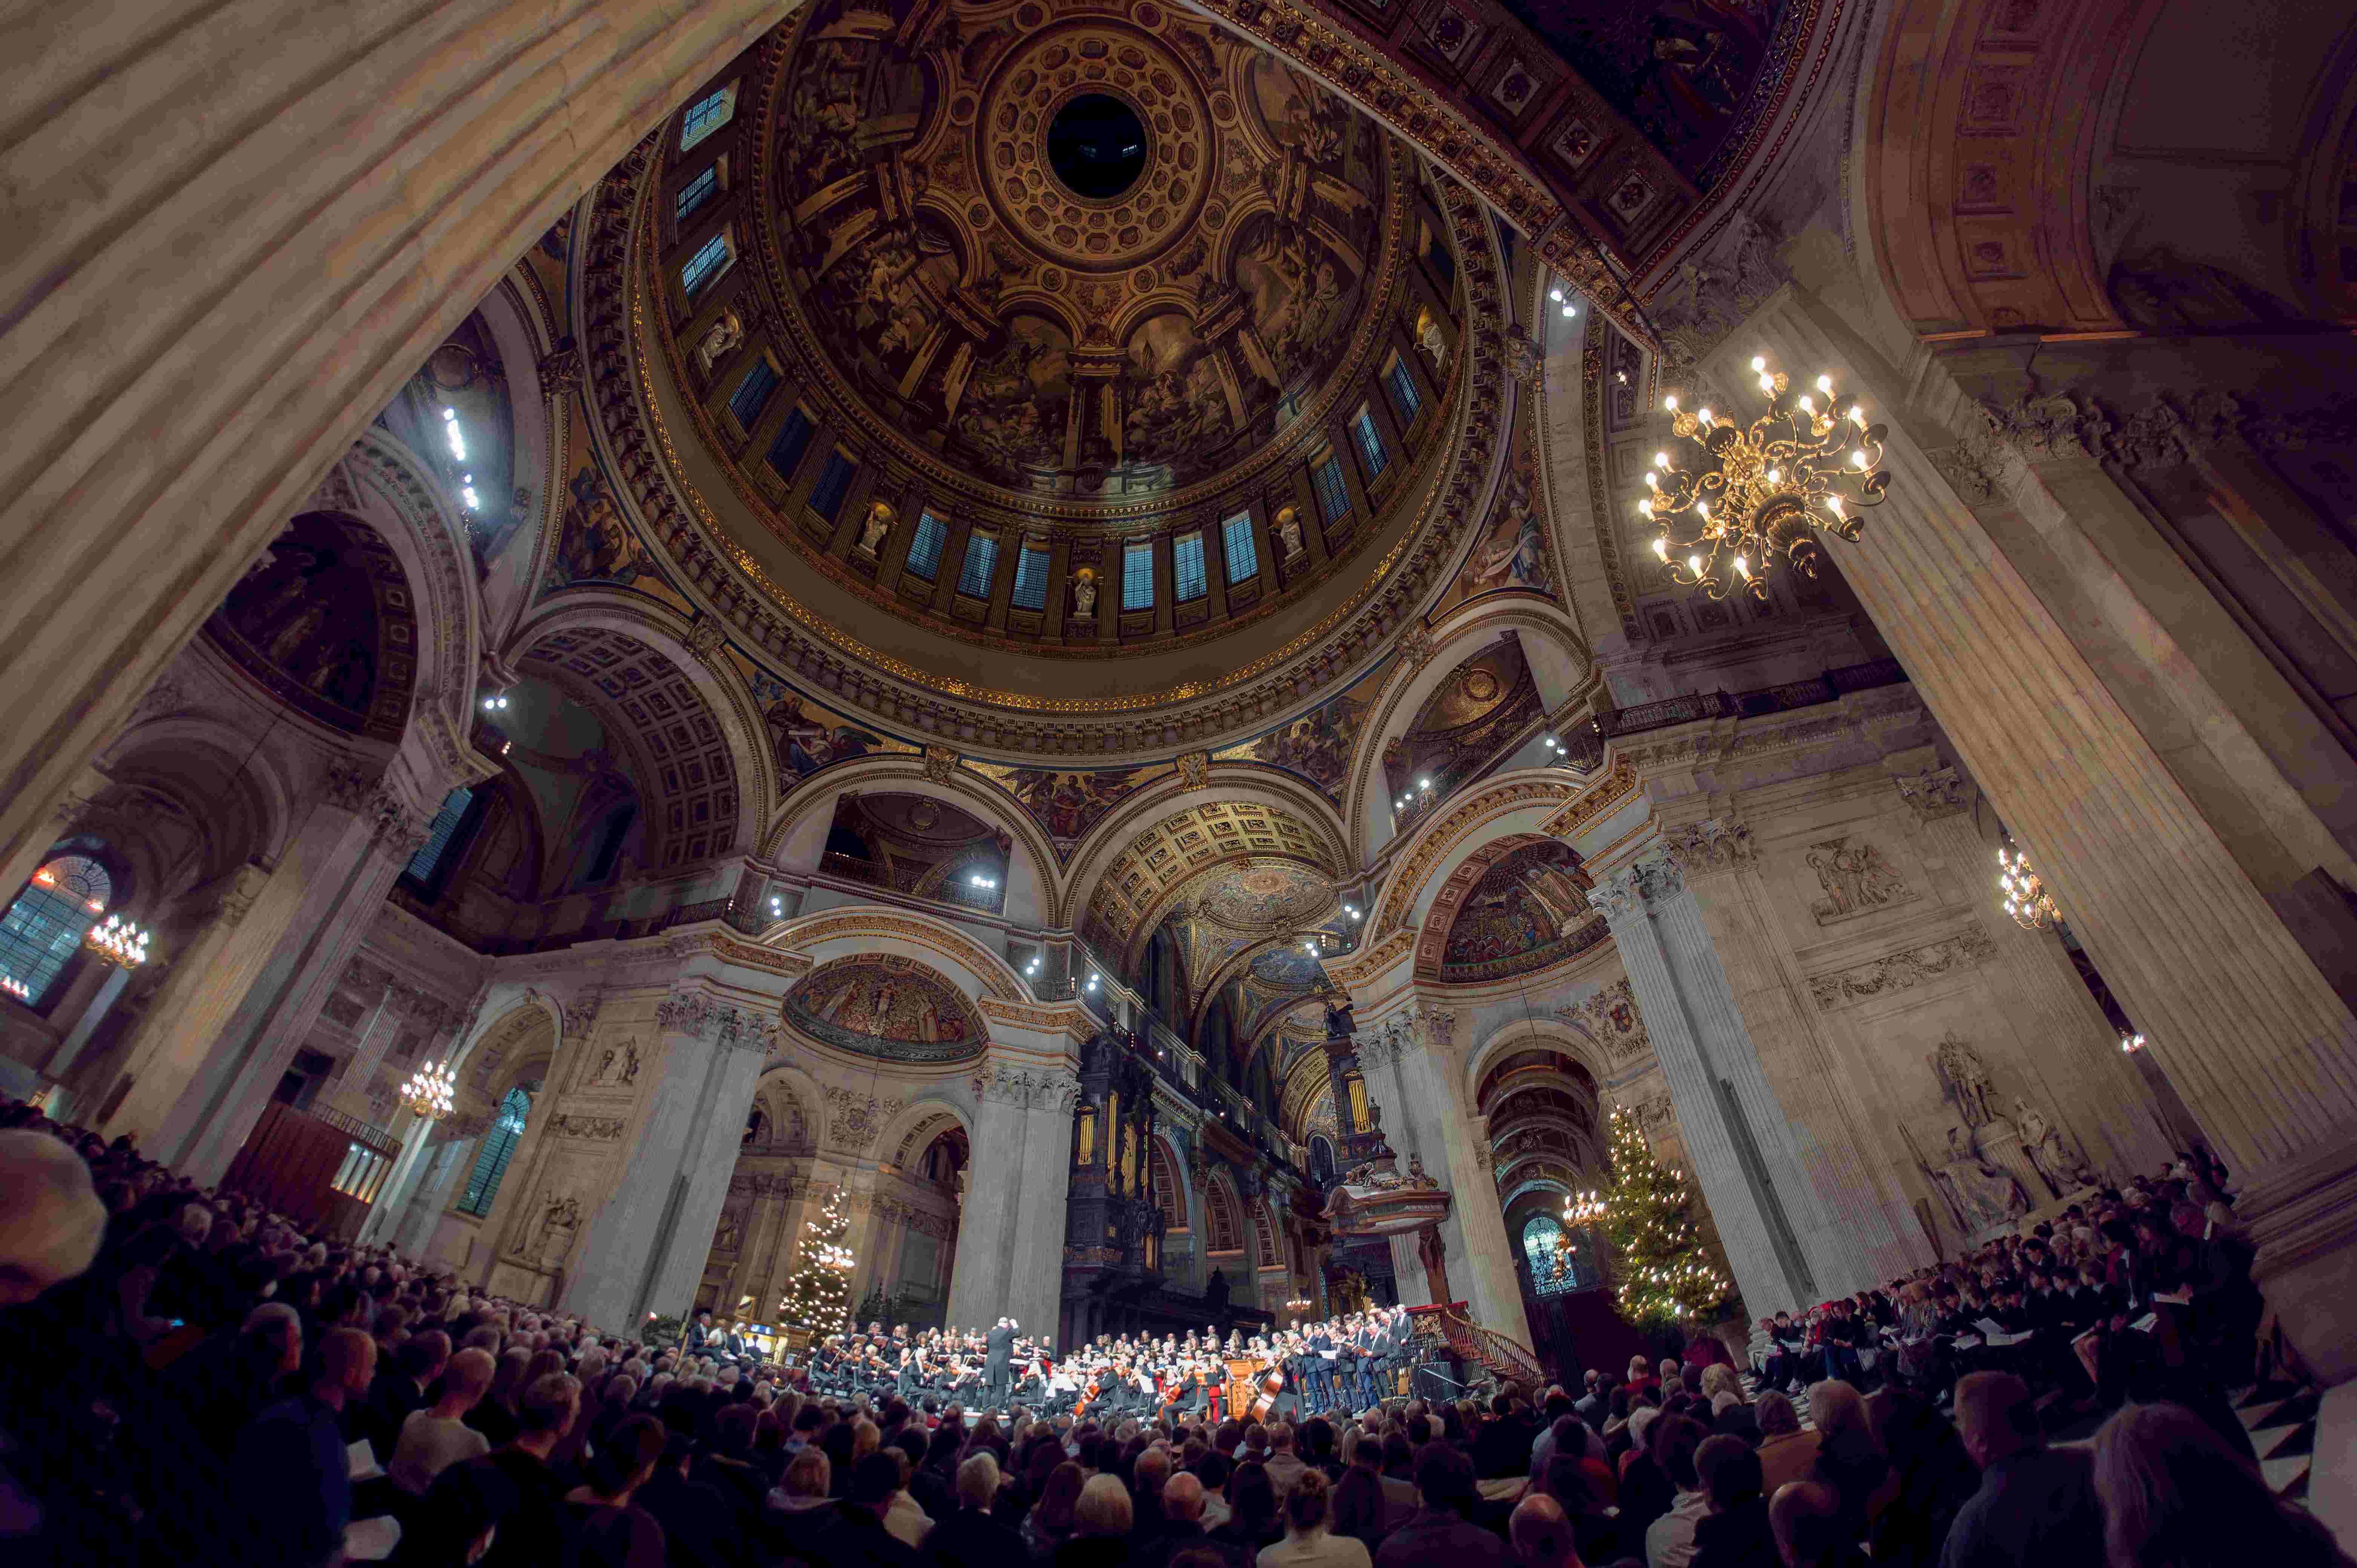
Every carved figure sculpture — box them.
[1935,1037,1996,1128]
[856,501,893,556]
[1071,570,1098,619]
[694,308,744,374]
[1275,506,1305,560]
[2013,1098,2096,1196]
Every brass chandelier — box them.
[397,1059,457,1120]
[1641,356,1890,599]
[1564,1188,1607,1226]
[1997,844,2057,930]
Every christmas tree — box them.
[778,1186,856,1334]
[1597,1104,1737,1327]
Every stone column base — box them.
[2242,1134,2357,1386]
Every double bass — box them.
[1248,1361,1284,1420]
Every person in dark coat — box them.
[922,1451,1026,1568]
[1938,1372,2102,1568]
[1690,1435,1776,1568]
[638,1433,738,1568]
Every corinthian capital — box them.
[1661,819,1754,880]
[655,993,714,1039]
[1032,1070,1083,1113]
[972,1064,1034,1105]
[1590,852,1685,923]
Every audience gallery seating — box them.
[0,1096,2344,1568]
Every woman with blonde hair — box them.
[1259,1468,1370,1568]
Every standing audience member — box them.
[230,1324,375,1565]
[565,1413,668,1568]
[1688,1435,1774,1568]
[924,1452,1024,1568]
[1374,1443,1511,1567]
[2090,1402,2355,1568]
[1939,1372,2101,1568]
[1509,1493,1583,1568]
[1259,1470,1370,1568]
[390,1345,496,1497]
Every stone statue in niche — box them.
[525,1191,581,1269]
[694,307,744,375]
[1805,835,1912,924]
[1070,569,1098,619]
[855,501,893,557]
[1934,1036,1997,1129]
[2013,1098,2097,1197]
[1937,1126,2030,1229]
[1275,505,1305,561]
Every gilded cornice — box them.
[765,908,1025,1002]
[1537,755,1638,839]
[1372,773,1577,938]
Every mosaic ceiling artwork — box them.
[207,512,417,742]
[766,0,1407,502]
[1249,943,1329,988]
[517,627,739,868]
[1382,633,1543,807]
[1214,654,1390,804]
[783,953,988,1065]
[1090,800,1338,950]
[968,761,1171,854]
[752,666,922,782]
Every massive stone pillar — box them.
[386,1117,483,1254]
[0,0,800,907]
[1732,290,2357,1372]
[561,989,771,1333]
[130,777,429,1183]
[1659,820,1923,1290]
[1356,1003,1532,1347]
[1590,851,1832,1316]
[323,977,413,1123]
[946,1061,1079,1337]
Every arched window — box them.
[1521,1212,1587,1297]
[0,855,113,1007]
[458,1085,532,1215]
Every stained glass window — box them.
[0,856,110,1007]
[1523,1212,1587,1297]
[458,1085,532,1216]
[1220,512,1258,584]
[680,84,739,152]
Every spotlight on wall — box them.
[1548,287,1563,303]
[480,691,510,712]
[969,873,998,889]
[2120,1032,2147,1054]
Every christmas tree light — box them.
[1598,1104,1736,1327]
[778,1186,856,1334]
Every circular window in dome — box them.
[1047,93,1149,199]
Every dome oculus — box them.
[1048,92,1149,199]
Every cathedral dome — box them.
[606,0,1507,752]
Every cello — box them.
[1248,1361,1284,1421]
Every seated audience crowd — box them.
[0,1100,2343,1568]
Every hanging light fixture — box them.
[1997,843,2057,930]
[1564,1188,1607,1226]
[398,1059,458,1120]
[1642,357,1889,599]
[82,913,152,969]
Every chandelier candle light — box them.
[398,1059,458,1121]
[81,913,151,969]
[1564,1188,1607,1226]
[1998,844,2057,930]
[1641,356,1889,598]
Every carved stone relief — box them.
[1808,927,1997,1012]
[1803,836,1915,925]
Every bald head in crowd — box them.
[1511,1493,1581,1567]
[0,1130,106,1304]
[1163,1470,1207,1522]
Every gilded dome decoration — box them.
[765,0,1401,501]
[612,0,1511,750]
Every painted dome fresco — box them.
[620,0,1503,738]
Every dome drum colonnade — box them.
[6,0,2357,1381]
